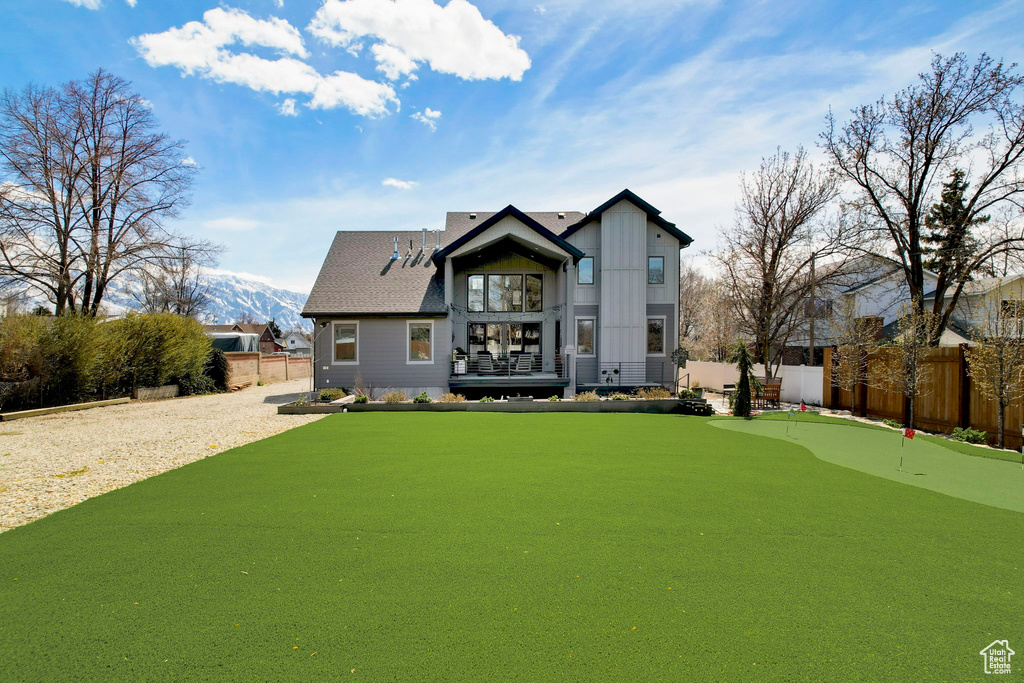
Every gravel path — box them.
[0,379,325,533]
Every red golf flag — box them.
[799,401,807,412]
[904,428,915,439]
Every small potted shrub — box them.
[479,396,495,403]
[354,395,368,404]
[412,391,432,404]
[547,395,560,402]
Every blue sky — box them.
[2,0,1023,293]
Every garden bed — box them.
[279,398,685,415]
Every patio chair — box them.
[477,354,498,375]
[513,353,533,375]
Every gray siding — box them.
[313,317,450,396]
[599,200,647,365]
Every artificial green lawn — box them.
[1,413,1022,681]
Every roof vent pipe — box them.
[421,228,427,251]
[469,213,477,219]
[434,229,440,250]
[392,236,399,260]
[558,212,565,219]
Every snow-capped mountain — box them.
[21,271,310,331]
[193,271,310,330]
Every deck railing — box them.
[577,361,663,387]
[450,354,568,379]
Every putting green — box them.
[711,418,1024,513]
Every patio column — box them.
[564,259,577,398]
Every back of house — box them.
[302,189,692,398]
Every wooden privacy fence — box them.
[822,345,1023,450]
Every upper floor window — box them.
[468,275,484,312]
[488,274,524,312]
[525,275,543,312]
[333,322,358,363]
[577,257,594,284]
[467,273,545,313]
[1001,300,1024,320]
[648,256,665,284]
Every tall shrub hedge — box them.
[0,312,214,410]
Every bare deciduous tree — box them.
[716,146,841,375]
[0,70,212,315]
[829,297,882,415]
[134,242,214,318]
[966,281,1024,448]
[823,52,1024,345]
[871,300,940,428]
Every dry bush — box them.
[572,391,600,402]
[634,387,671,399]
[436,393,466,403]
[382,391,408,404]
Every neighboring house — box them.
[302,189,692,398]
[921,274,1024,344]
[785,257,942,362]
[282,332,312,356]
[203,323,280,354]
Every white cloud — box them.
[202,217,263,231]
[126,0,137,6]
[382,178,418,189]
[275,0,284,6]
[181,156,199,167]
[308,0,531,81]
[132,8,398,117]
[60,0,102,8]
[278,98,299,116]
[410,107,441,130]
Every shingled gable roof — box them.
[431,204,585,266]
[302,230,452,318]
[560,189,694,246]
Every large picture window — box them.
[408,321,433,363]
[577,257,594,284]
[576,318,595,356]
[648,256,665,284]
[468,275,484,312]
[526,274,543,312]
[647,317,665,355]
[333,322,358,363]
[487,274,523,312]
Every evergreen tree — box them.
[731,341,754,418]
[266,319,282,339]
[922,169,988,278]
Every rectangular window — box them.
[408,321,432,363]
[487,274,523,312]
[576,318,595,356]
[522,322,541,354]
[468,275,484,312]
[1001,300,1024,319]
[468,323,486,355]
[526,274,543,312]
[577,257,594,284]
[647,317,665,355]
[648,256,665,284]
[333,322,357,363]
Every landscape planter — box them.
[279,399,685,415]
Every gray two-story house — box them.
[302,189,692,398]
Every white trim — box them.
[406,319,435,364]
[575,316,596,357]
[331,320,359,365]
[646,315,667,356]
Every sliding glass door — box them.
[468,322,541,356]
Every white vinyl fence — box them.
[681,361,824,406]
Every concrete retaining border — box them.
[1,397,131,422]
[279,399,684,415]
